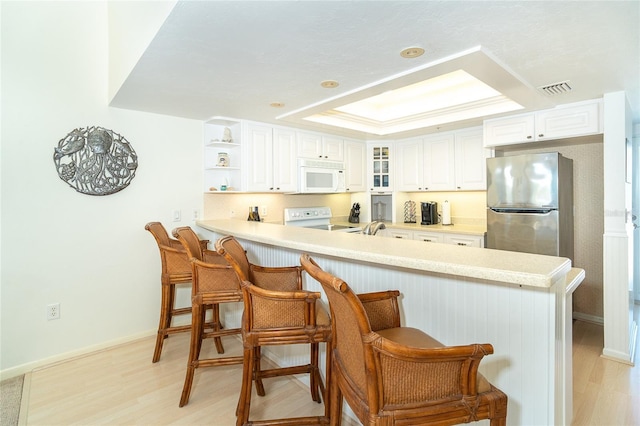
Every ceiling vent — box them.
[538,81,572,95]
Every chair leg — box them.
[310,342,321,402]
[490,416,507,426]
[254,347,266,397]
[329,356,342,426]
[212,304,225,354]
[152,280,173,363]
[179,303,202,407]
[236,345,254,426]
[323,342,332,420]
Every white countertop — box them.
[197,219,576,289]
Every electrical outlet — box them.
[230,209,235,217]
[261,206,267,216]
[192,209,199,220]
[172,209,181,222]
[47,303,60,320]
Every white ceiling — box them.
[110,1,640,139]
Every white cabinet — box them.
[383,227,485,247]
[535,101,601,140]
[396,127,488,192]
[297,132,344,161]
[203,119,243,192]
[413,231,443,243]
[396,138,423,191]
[423,133,456,191]
[454,128,491,190]
[344,139,366,192]
[388,229,412,239]
[483,99,602,147]
[369,144,393,192]
[246,123,296,192]
[444,234,483,248]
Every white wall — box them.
[0,1,203,378]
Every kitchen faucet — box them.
[362,221,386,236]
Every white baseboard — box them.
[0,329,156,381]
[573,312,604,325]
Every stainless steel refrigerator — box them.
[486,152,574,260]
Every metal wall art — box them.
[53,126,138,196]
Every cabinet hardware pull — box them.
[527,135,533,139]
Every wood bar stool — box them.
[215,236,332,426]
[172,227,244,407]
[144,222,209,363]
[301,253,508,426]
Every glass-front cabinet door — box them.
[369,144,392,191]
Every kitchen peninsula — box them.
[197,219,584,426]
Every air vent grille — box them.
[538,81,572,95]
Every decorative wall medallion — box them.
[53,126,138,196]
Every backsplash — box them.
[203,193,353,224]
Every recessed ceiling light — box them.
[400,47,425,59]
[304,70,523,135]
[270,102,285,108]
[321,80,339,89]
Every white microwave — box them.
[298,158,346,193]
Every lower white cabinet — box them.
[413,232,444,243]
[388,229,413,239]
[384,227,484,247]
[443,234,483,247]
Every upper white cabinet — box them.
[483,99,602,147]
[368,143,393,192]
[454,128,490,190]
[423,132,456,191]
[245,123,297,192]
[297,131,344,161]
[396,127,489,192]
[343,139,366,192]
[203,119,243,192]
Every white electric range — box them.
[283,207,362,233]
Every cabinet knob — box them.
[527,135,533,139]
[269,187,274,190]
[538,134,544,138]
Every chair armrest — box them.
[249,264,303,292]
[357,290,401,331]
[371,335,494,402]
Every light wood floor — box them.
[19,320,640,425]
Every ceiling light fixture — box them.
[277,47,552,137]
[320,80,339,89]
[400,47,425,59]
[305,70,523,135]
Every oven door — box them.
[298,166,345,193]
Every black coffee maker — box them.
[421,202,438,225]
